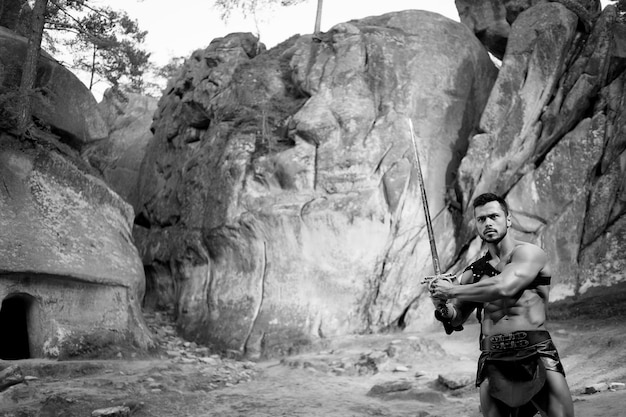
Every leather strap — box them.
[481,331,551,352]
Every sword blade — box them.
[407,118,442,276]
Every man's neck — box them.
[486,233,517,262]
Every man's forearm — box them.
[450,279,504,303]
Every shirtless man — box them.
[429,193,574,417]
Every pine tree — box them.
[45,2,150,92]
[213,0,323,37]
[10,0,151,133]
[15,0,49,133]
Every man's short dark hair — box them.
[472,193,509,216]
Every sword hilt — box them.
[421,273,457,294]
[424,273,462,335]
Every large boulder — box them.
[0,27,108,148]
[136,11,497,357]
[0,0,30,36]
[0,133,152,358]
[458,2,580,208]
[83,88,158,213]
[454,0,602,59]
[506,116,605,298]
[129,0,626,359]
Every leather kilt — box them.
[476,330,565,388]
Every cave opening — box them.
[0,294,32,360]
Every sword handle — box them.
[421,273,457,292]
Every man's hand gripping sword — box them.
[407,119,461,334]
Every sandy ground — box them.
[4,282,626,417]
[1,312,626,417]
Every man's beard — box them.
[481,229,507,244]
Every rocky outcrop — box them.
[136,12,497,357]
[129,2,626,359]
[457,1,626,299]
[0,27,109,148]
[458,2,580,202]
[83,88,158,213]
[0,133,153,358]
[455,0,602,59]
[0,21,148,358]
[0,0,30,36]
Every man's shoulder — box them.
[510,242,547,262]
[510,242,551,280]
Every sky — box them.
[85,0,615,99]
[96,0,460,67]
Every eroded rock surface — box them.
[455,0,602,59]
[119,3,626,358]
[0,134,152,358]
[136,12,497,357]
[84,88,158,213]
[0,27,109,147]
[457,2,626,300]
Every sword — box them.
[407,119,458,333]
[407,118,442,277]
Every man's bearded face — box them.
[474,201,511,243]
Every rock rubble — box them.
[142,309,258,388]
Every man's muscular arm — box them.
[432,245,547,303]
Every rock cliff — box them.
[84,89,159,214]
[35,0,626,357]
[0,25,152,358]
[456,0,626,299]
[0,133,153,358]
[136,11,497,358]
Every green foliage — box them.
[129,56,187,98]
[44,1,151,93]
[154,56,186,82]
[0,85,56,135]
[213,0,308,21]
